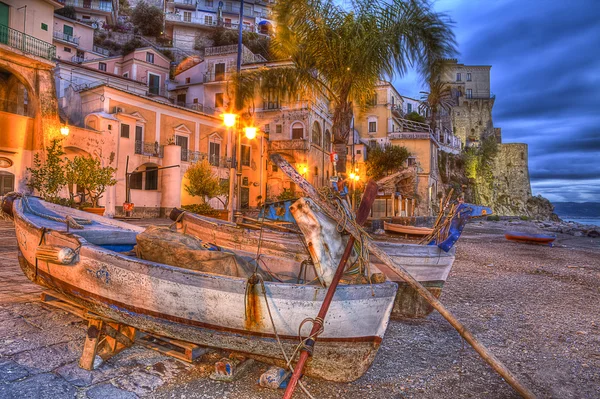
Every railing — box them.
[202,71,232,83]
[184,150,232,168]
[58,0,113,12]
[53,31,80,45]
[174,102,217,115]
[165,13,218,28]
[0,24,56,61]
[173,0,197,7]
[134,141,164,158]
[268,139,309,152]
[92,45,110,56]
[222,5,256,17]
[71,55,85,63]
[388,132,432,140]
[146,86,169,98]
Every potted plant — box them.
[26,139,67,204]
[67,156,117,215]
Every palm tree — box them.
[236,0,456,172]
[419,78,455,130]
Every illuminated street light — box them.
[223,113,236,127]
[244,127,257,140]
[60,125,70,136]
[349,172,356,180]
[353,174,360,181]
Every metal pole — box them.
[228,126,235,222]
[236,129,242,213]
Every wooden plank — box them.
[79,319,103,370]
[137,332,207,363]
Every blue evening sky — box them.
[392,0,600,203]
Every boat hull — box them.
[13,199,397,382]
[505,231,556,245]
[383,221,433,236]
[174,211,456,319]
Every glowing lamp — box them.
[60,125,70,136]
[244,127,257,140]
[298,164,308,175]
[223,113,236,127]
[353,174,360,181]
[349,172,356,180]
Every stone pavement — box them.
[0,219,215,399]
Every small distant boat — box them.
[383,222,433,236]
[504,231,556,245]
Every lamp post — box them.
[223,113,237,222]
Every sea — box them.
[561,217,600,227]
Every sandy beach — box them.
[0,219,598,398]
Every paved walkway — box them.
[0,219,201,399]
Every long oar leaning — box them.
[270,153,536,399]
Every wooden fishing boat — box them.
[3,194,397,382]
[169,208,467,319]
[505,231,556,245]
[383,222,433,236]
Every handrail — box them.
[0,23,56,61]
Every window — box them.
[311,121,321,146]
[466,72,472,81]
[63,25,74,37]
[356,149,361,155]
[215,92,224,107]
[369,140,377,149]
[209,141,221,166]
[176,93,186,105]
[407,157,416,167]
[241,145,250,167]
[275,124,282,134]
[183,11,192,22]
[185,77,191,84]
[82,15,91,20]
[368,121,377,133]
[148,73,160,95]
[370,93,377,106]
[98,62,107,71]
[123,72,129,78]
[242,177,249,186]
[214,63,225,81]
[466,89,473,99]
[176,135,189,161]
[41,23,48,31]
[205,0,213,6]
[272,164,278,172]
[324,129,331,152]
[264,88,279,109]
[146,52,154,63]
[145,166,158,190]
[64,47,71,53]
[120,124,130,138]
[204,15,213,25]
[456,73,461,82]
[291,122,304,139]
[130,172,142,190]
[407,103,412,113]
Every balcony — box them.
[71,55,85,63]
[53,31,80,45]
[174,102,217,116]
[165,13,217,28]
[92,45,110,56]
[58,0,113,12]
[0,24,56,61]
[182,150,232,167]
[135,141,164,158]
[268,139,309,152]
[388,132,433,141]
[172,0,197,9]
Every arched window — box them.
[311,121,321,146]
[291,122,304,139]
[324,129,331,152]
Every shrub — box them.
[181,203,221,217]
[405,111,426,123]
[130,2,164,37]
[66,156,117,208]
[27,140,67,203]
[520,215,530,221]
[121,38,143,55]
[365,144,411,179]
[184,161,228,208]
[55,6,77,20]
[487,215,500,222]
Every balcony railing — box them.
[183,150,232,168]
[135,141,164,158]
[174,102,217,115]
[173,0,197,8]
[165,13,218,28]
[388,132,433,140]
[268,139,309,152]
[92,45,109,56]
[71,55,85,63]
[58,0,112,12]
[0,24,56,61]
[53,31,80,45]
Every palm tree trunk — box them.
[332,100,353,174]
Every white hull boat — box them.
[4,195,397,382]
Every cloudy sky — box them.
[393,0,600,203]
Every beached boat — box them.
[505,231,556,245]
[3,194,397,382]
[383,222,433,236]
[168,201,491,319]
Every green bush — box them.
[487,215,500,221]
[182,203,221,217]
[520,215,530,221]
[130,2,164,37]
[405,111,426,123]
[55,6,77,20]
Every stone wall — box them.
[451,98,495,145]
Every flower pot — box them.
[83,207,105,216]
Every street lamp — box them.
[223,113,236,128]
[244,126,257,140]
[223,113,237,221]
[60,124,70,136]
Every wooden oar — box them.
[283,180,378,399]
[271,153,536,399]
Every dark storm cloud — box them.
[396,0,600,201]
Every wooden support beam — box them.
[79,319,103,371]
